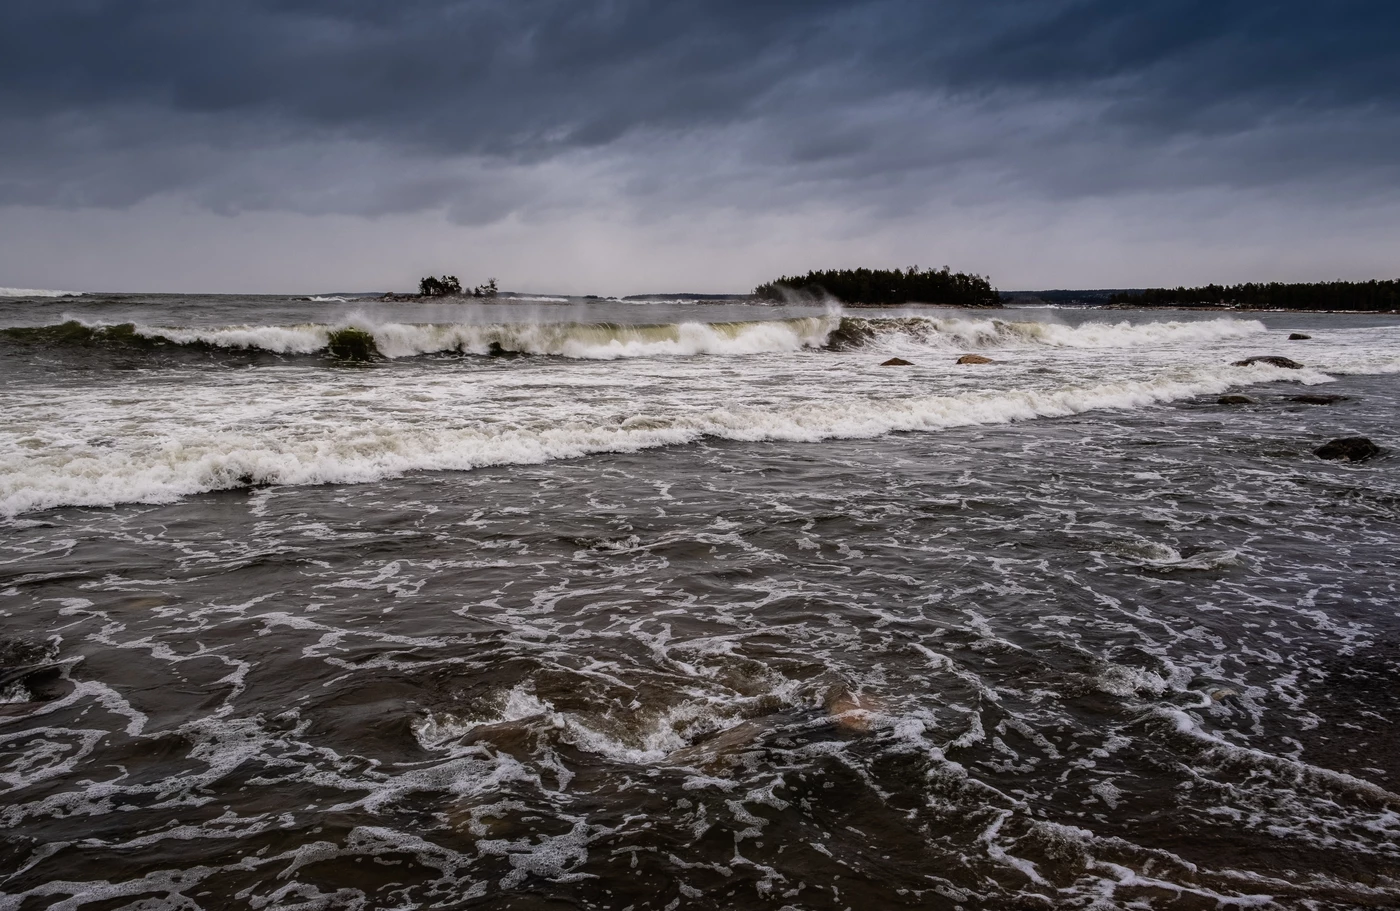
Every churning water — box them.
[1,292,1398,909]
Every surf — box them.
[1,314,1267,363]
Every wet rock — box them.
[1217,394,1257,405]
[1233,355,1303,369]
[957,354,994,365]
[1314,437,1381,462]
[666,718,773,769]
[824,687,882,732]
[1289,332,1312,340]
[880,357,913,366]
[1290,394,1348,405]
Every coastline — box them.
[1097,304,1400,314]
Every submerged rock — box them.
[1217,394,1257,405]
[824,687,883,732]
[957,354,994,365]
[665,718,773,770]
[880,357,913,366]
[1314,437,1381,462]
[1290,394,1348,405]
[1233,355,1303,369]
[1289,332,1312,340]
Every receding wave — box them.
[0,364,1307,516]
[0,286,83,298]
[2,315,1267,362]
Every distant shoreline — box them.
[1098,304,1400,315]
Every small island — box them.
[380,275,499,302]
[754,266,1000,308]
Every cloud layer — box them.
[2,1,1397,291]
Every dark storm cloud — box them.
[2,0,1397,219]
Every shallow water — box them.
[1,294,1398,909]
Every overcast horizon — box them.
[2,1,1397,297]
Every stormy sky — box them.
[1,1,1397,294]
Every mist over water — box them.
[2,293,1399,909]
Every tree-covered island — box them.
[382,275,499,301]
[1108,280,1400,312]
[419,275,498,298]
[754,266,999,307]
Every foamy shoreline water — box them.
[1,309,1354,517]
[1,296,1398,910]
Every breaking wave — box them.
[0,286,83,298]
[828,314,1267,350]
[1,315,1266,362]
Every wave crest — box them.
[2,317,838,360]
[831,315,1266,351]
[1,314,1266,362]
[0,287,83,298]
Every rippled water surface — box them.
[2,293,1399,909]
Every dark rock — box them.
[1217,394,1257,405]
[1314,437,1381,462]
[487,342,526,359]
[957,354,994,365]
[1289,332,1312,340]
[880,357,913,366]
[1233,356,1303,369]
[1290,394,1348,405]
[326,327,379,361]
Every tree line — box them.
[754,266,999,307]
[1108,280,1400,311]
[419,275,498,298]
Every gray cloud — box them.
[1,1,1398,291]
[4,3,1397,202]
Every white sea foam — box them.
[413,682,791,766]
[0,361,1320,516]
[876,315,1268,350]
[997,316,1267,348]
[412,685,554,750]
[112,314,1269,361]
[133,316,836,359]
[141,323,329,354]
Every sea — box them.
[1,290,1398,910]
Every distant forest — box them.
[754,266,999,307]
[1108,280,1400,311]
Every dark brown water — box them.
[2,295,1399,909]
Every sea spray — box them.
[2,314,1267,361]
